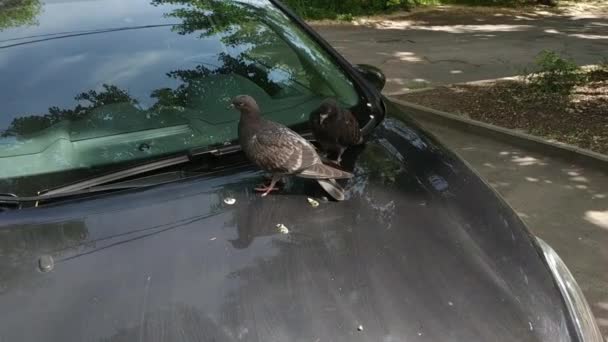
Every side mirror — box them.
[354,64,386,92]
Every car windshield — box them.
[0,0,360,195]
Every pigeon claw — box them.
[254,184,281,197]
[256,175,283,197]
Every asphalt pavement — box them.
[313,6,608,337]
[312,5,608,94]
[417,119,608,340]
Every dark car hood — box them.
[0,102,574,341]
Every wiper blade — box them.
[0,143,243,207]
[0,132,318,207]
[43,154,191,196]
[0,171,200,205]
[1,181,149,204]
[41,143,248,197]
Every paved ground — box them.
[312,4,608,94]
[416,119,608,340]
[312,6,608,335]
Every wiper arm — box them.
[0,143,245,207]
[43,143,248,197]
[0,177,162,204]
[43,154,191,196]
[0,170,215,207]
[0,131,320,207]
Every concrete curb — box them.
[384,87,436,96]
[387,97,608,172]
[382,76,521,97]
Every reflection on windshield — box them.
[2,84,139,138]
[0,0,42,31]
[0,0,359,194]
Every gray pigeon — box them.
[309,98,363,164]
[232,95,353,201]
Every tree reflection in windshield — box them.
[2,85,140,138]
[2,56,290,139]
[152,0,259,37]
[0,0,359,195]
[155,52,286,110]
[0,0,42,31]
[2,1,306,139]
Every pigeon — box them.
[232,95,353,201]
[309,98,363,164]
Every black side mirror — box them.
[354,64,386,92]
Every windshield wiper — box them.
[1,171,193,205]
[0,130,355,208]
[0,142,247,207]
[41,142,245,196]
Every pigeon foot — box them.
[255,175,282,197]
[263,175,286,184]
[335,148,345,165]
[254,185,280,197]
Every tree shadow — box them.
[313,4,608,93]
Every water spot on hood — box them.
[383,118,429,151]
[378,138,405,163]
[276,224,289,234]
[307,198,320,208]
[428,174,449,192]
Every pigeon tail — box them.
[297,163,353,180]
[317,179,346,201]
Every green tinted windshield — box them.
[0,0,359,186]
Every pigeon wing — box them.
[298,163,353,180]
[249,124,320,174]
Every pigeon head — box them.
[317,99,340,125]
[231,95,260,117]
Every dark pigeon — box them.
[309,98,363,164]
[233,95,353,201]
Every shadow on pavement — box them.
[313,5,608,93]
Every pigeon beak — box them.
[320,113,329,124]
[228,103,235,109]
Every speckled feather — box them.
[244,121,320,174]
[237,101,352,180]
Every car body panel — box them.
[0,101,574,341]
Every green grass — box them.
[525,50,586,96]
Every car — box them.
[0,0,603,341]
